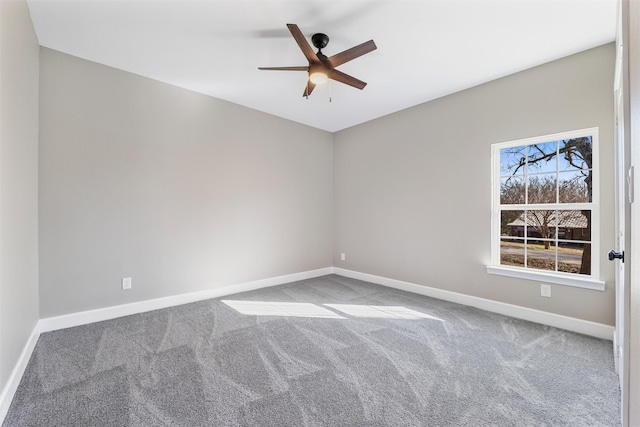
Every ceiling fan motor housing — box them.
[311,33,329,50]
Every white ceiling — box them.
[26,0,617,133]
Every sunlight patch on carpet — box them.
[221,300,345,319]
[324,304,444,321]
[222,300,443,321]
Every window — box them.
[487,128,604,290]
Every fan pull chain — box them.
[329,80,332,103]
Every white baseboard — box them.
[35,265,615,338]
[39,267,334,333]
[333,268,615,340]
[0,322,40,424]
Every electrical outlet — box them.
[540,284,551,298]
[341,253,346,261]
[122,277,132,290]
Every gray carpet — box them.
[3,275,620,426]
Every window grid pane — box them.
[525,241,557,272]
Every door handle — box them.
[608,250,624,262]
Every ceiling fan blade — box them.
[328,69,367,90]
[258,66,309,71]
[328,40,377,68]
[287,23,320,64]
[303,80,317,97]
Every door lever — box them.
[608,250,624,262]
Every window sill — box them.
[486,265,606,291]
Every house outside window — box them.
[487,128,604,290]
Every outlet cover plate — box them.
[540,283,551,297]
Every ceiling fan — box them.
[258,24,377,97]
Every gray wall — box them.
[333,44,616,325]
[38,42,616,325]
[39,48,334,318]
[0,0,40,392]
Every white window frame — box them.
[486,128,605,291]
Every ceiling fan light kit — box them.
[258,24,376,98]
[309,72,328,85]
